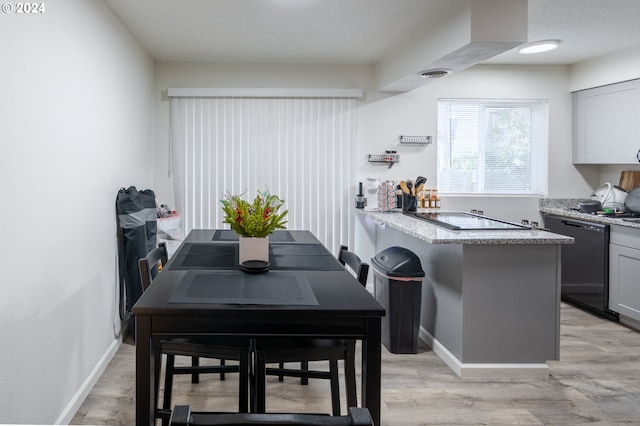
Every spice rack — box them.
[399,135,432,145]
[368,152,399,169]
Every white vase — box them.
[238,236,269,264]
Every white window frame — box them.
[437,98,549,196]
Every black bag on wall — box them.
[116,186,157,339]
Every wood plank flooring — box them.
[71,303,640,425]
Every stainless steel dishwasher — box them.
[545,215,619,321]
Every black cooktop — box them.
[404,211,529,231]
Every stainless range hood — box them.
[375,0,528,92]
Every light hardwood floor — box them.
[71,303,640,425]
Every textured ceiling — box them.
[103,0,640,66]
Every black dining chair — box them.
[252,245,369,415]
[169,405,374,426]
[138,243,252,424]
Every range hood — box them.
[375,0,528,92]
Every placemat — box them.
[170,243,237,270]
[170,242,342,271]
[269,243,329,256]
[269,254,343,271]
[169,270,319,305]
[212,230,295,242]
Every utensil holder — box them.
[402,194,417,212]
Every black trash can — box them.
[372,246,425,354]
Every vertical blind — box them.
[169,95,358,254]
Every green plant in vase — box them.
[221,190,288,238]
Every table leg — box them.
[362,317,381,426]
[136,315,154,426]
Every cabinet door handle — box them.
[637,149,640,163]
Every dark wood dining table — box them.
[133,229,385,426]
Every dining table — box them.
[133,229,385,426]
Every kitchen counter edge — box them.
[539,199,640,230]
[356,209,574,245]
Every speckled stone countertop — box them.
[356,208,574,245]
[539,198,640,230]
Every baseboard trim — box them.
[55,337,122,425]
[419,327,549,379]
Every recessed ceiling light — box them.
[417,68,452,79]
[518,40,560,55]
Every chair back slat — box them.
[338,245,369,287]
[138,242,168,291]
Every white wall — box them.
[569,43,640,92]
[358,65,597,222]
[0,1,153,424]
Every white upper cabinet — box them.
[573,79,640,164]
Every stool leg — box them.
[162,354,176,426]
[153,345,162,412]
[249,340,256,413]
[329,359,341,416]
[191,356,199,383]
[239,351,249,413]
[345,340,358,408]
[255,351,267,413]
[278,362,284,382]
[220,358,226,381]
[300,361,309,385]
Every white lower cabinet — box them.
[609,225,640,321]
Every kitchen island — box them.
[357,209,573,378]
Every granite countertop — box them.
[539,199,640,230]
[356,208,574,245]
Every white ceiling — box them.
[103,0,640,66]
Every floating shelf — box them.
[368,153,399,169]
[399,135,432,145]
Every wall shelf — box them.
[368,153,399,169]
[399,135,432,145]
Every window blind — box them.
[169,95,358,254]
[437,99,548,195]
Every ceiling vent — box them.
[418,68,452,79]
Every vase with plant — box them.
[221,190,288,264]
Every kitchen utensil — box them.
[407,180,413,195]
[415,176,427,187]
[399,180,410,194]
[415,182,424,195]
[624,187,640,214]
[619,171,640,191]
[579,200,602,213]
[591,183,627,210]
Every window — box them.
[437,99,548,195]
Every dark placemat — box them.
[270,254,343,271]
[170,244,237,270]
[212,230,295,242]
[171,242,343,271]
[269,243,329,256]
[169,270,318,305]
